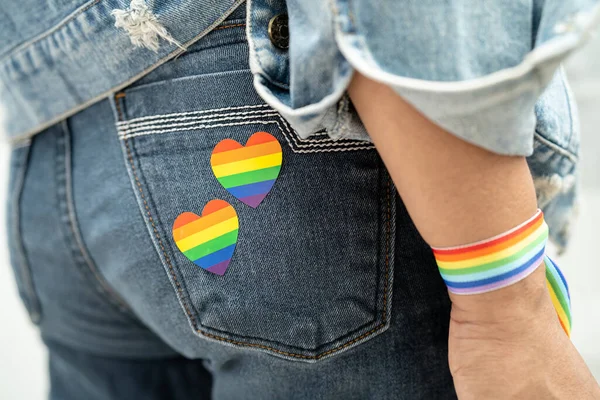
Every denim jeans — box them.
[6,16,456,400]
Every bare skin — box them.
[348,72,600,399]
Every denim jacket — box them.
[1,0,599,249]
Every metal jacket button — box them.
[268,14,289,50]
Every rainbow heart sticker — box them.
[172,200,239,276]
[211,132,282,208]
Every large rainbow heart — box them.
[211,132,282,208]
[172,200,238,276]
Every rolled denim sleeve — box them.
[248,0,599,156]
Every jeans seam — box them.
[115,104,374,152]
[9,143,42,323]
[533,130,578,163]
[115,93,392,359]
[277,115,375,152]
[57,120,136,316]
[118,110,281,136]
[115,95,201,330]
[213,23,245,31]
[116,103,268,125]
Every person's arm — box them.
[348,72,600,399]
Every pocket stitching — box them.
[196,178,392,360]
[116,97,202,330]
[116,94,392,360]
[116,103,376,153]
[277,114,376,152]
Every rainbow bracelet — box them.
[544,255,572,336]
[432,210,572,336]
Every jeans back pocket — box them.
[114,67,395,361]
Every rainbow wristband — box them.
[544,255,572,336]
[432,210,572,336]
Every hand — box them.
[448,267,600,399]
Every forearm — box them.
[347,72,549,320]
[347,73,537,248]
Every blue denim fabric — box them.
[48,340,213,400]
[6,22,456,399]
[249,0,598,154]
[2,1,597,249]
[0,0,245,141]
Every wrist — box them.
[448,265,553,328]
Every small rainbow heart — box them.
[211,132,282,208]
[172,200,238,276]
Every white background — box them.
[1,39,599,399]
